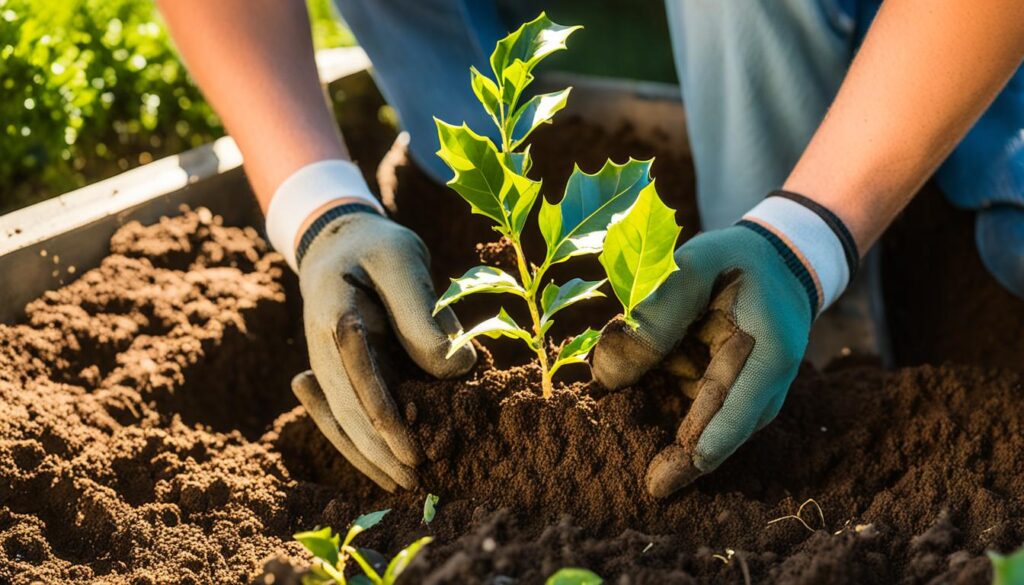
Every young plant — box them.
[434,13,682,397]
[546,567,603,585]
[294,509,432,585]
[989,546,1024,585]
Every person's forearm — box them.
[157,0,348,211]
[784,0,1024,253]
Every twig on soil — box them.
[767,498,827,533]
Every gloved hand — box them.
[592,193,858,498]
[291,209,476,492]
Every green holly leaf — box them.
[434,266,526,315]
[599,181,681,328]
[491,13,582,80]
[500,59,534,110]
[470,66,502,128]
[508,146,533,175]
[539,158,654,263]
[382,536,434,584]
[545,567,603,585]
[422,493,440,524]
[504,163,542,235]
[344,509,390,547]
[446,308,533,358]
[435,120,510,229]
[508,87,571,149]
[990,547,1024,585]
[540,278,606,324]
[293,526,340,567]
[550,328,601,376]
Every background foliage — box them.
[0,0,352,213]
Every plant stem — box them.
[509,237,554,397]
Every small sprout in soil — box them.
[422,493,439,524]
[293,509,433,585]
[989,546,1024,585]
[545,567,603,585]
[766,498,827,533]
[434,13,682,397]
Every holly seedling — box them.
[434,13,682,397]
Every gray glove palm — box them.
[291,211,475,491]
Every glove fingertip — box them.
[646,444,704,498]
[435,341,478,379]
[391,464,420,491]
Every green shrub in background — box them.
[0,0,352,213]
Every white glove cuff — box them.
[742,195,852,314]
[266,160,382,272]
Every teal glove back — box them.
[592,225,813,497]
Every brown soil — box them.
[2,121,1023,584]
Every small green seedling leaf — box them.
[447,308,533,358]
[349,576,375,585]
[344,509,390,548]
[989,547,1024,585]
[293,526,340,567]
[539,158,654,263]
[540,278,606,324]
[435,266,527,315]
[490,12,582,80]
[346,548,381,584]
[382,536,434,584]
[599,181,681,328]
[508,88,572,149]
[422,493,440,524]
[550,328,601,376]
[470,66,502,127]
[545,567,603,585]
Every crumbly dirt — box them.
[2,121,1023,584]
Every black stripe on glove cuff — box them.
[767,190,860,282]
[295,203,381,269]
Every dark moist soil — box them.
[2,120,1023,585]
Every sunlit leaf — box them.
[508,87,571,148]
[490,13,582,80]
[293,526,340,567]
[434,266,526,315]
[504,163,541,234]
[545,567,603,585]
[435,120,509,229]
[990,547,1024,585]
[382,536,434,584]
[540,278,606,324]
[422,493,440,524]
[344,509,390,547]
[599,181,681,327]
[500,58,533,108]
[550,328,601,376]
[446,308,533,358]
[470,66,502,128]
[540,158,653,263]
[346,547,381,584]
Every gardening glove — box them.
[592,191,859,498]
[265,161,476,492]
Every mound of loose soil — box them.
[2,122,1023,584]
